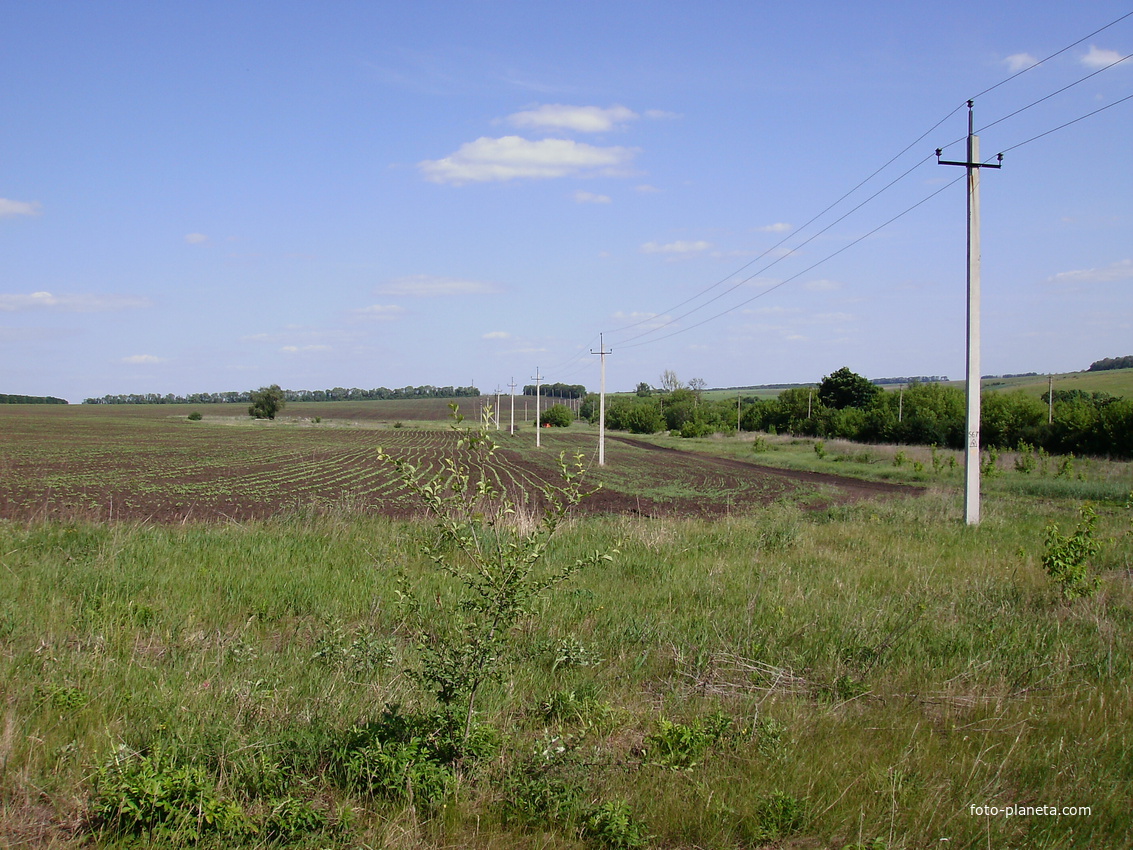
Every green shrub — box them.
[584,799,649,849]
[186,411,202,421]
[540,403,573,428]
[91,744,249,841]
[1042,504,1101,599]
[644,712,733,770]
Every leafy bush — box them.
[540,403,573,427]
[755,791,806,840]
[643,712,733,770]
[583,799,649,849]
[1042,504,1101,599]
[377,405,612,744]
[91,744,249,841]
[186,411,202,421]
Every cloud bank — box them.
[377,274,501,296]
[0,291,153,312]
[420,136,637,184]
[0,198,42,218]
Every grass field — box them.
[695,366,1133,402]
[1,401,1131,848]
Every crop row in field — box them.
[0,406,914,523]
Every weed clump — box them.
[1042,503,1102,598]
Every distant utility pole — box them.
[494,386,501,430]
[531,368,543,448]
[1048,375,1054,425]
[937,100,1002,527]
[591,334,612,466]
[508,377,517,435]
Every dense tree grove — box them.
[0,394,67,404]
[1088,355,1133,372]
[83,385,480,405]
[599,367,1133,460]
[521,382,587,399]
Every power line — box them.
[604,108,961,339]
[967,9,1133,102]
[604,11,1133,344]
[977,50,1133,136]
[1000,90,1133,154]
[612,152,937,347]
[616,174,966,351]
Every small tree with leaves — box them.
[248,384,285,420]
[377,405,612,746]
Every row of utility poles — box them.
[474,103,1000,519]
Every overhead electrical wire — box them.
[611,152,938,347]
[602,9,1133,346]
[615,174,966,351]
[967,9,1133,102]
[600,12,1132,354]
[501,9,1133,390]
[1000,90,1133,154]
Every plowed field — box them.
[0,404,919,522]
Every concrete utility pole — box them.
[1048,375,1054,425]
[591,334,612,466]
[531,368,543,448]
[937,101,1002,526]
[508,377,517,435]
[494,386,501,430]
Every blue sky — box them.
[2,1,1130,402]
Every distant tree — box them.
[540,403,572,428]
[659,369,683,393]
[249,384,285,420]
[635,381,653,397]
[818,367,880,410]
[579,393,600,423]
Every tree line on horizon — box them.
[0,394,68,405]
[83,385,481,405]
[589,367,1133,460]
[1088,355,1133,372]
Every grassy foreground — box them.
[2,475,1131,847]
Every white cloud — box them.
[281,344,331,353]
[1048,258,1133,285]
[1003,52,1038,72]
[634,184,661,193]
[378,274,501,297]
[644,109,680,120]
[352,304,406,320]
[756,222,791,233]
[1081,45,1127,69]
[419,136,638,184]
[573,191,611,204]
[0,291,153,312]
[184,233,209,244]
[641,240,713,255]
[0,198,41,218]
[506,104,637,133]
[482,330,511,339]
[121,354,164,365]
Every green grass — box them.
[3,468,1132,847]
[977,367,1133,399]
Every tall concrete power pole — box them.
[938,101,1002,526]
[531,368,543,448]
[591,334,611,466]
[508,377,517,435]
